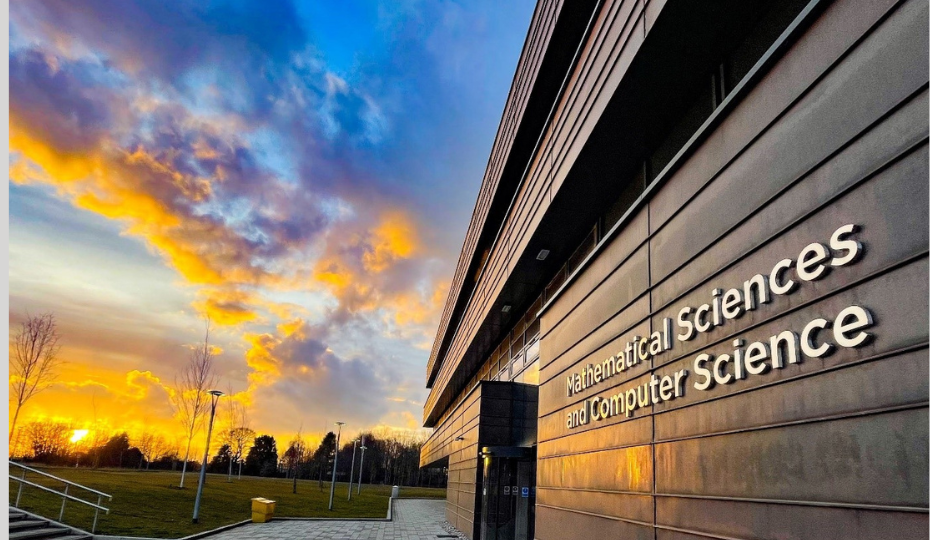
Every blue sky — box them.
[9,0,536,445]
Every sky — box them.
[8,0,536,455]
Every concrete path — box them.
[207,499,459,540]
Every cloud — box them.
[308,209,445,335]
[242,318,406,432]
[193,288,261,326]
[9,0,537,443]
[254,318,430,419]
[8,22,448,335]
[10,0,308,88]
[125,370,170,400]
[364,211,418,272]
[8,45,335,325]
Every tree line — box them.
[239,426,436,488]
[15,419,443,488]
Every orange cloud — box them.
[11,111,268,285]
[242,318,331,392]
[243,332,283,388]
[392,279,448,328]
[192,288,261,326]
[9,55,440,339]
[8,99,301,333]
[276,318,306,338]
[125,369,169,400]
[363,211,418,273]
[309,209,427,318]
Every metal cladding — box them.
[423,0,929,539]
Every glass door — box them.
[479,448,536,540]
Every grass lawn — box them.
[9,466,446,538]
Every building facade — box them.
[420,1,929,539]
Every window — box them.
[514,359,539,385]
[567,225,597,274]
[566,0,813,286]
[477,290,546,386]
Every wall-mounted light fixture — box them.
[501,305,511,313]
[536,249,550,261]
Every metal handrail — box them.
[10,461,113,498]
[8,461,113,533]
[9,477,110,512]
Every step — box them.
[9,519,50,531]
[8,526,72,540]
[9,509,27,520]
[54,536,92,540]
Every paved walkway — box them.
[208,499,458,540]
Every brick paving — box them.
[207,499,459,540]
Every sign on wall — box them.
[566,224,872,429]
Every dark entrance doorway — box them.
[479,446,536,540]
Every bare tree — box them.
[136,431,167,469]
[220,394,253,481]
[27,419,71,462]
[10,313,62,450]
[226,426,255,480]
[170,319,218,488]
[284,425,306,494]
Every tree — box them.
[349,429,429,488]
[96,433,130,468]
[10,313,62,449]
[225,426,255,480]
[244,435,277,477]
[151,451,180,471]
[170,319,218,488]
[208,444,233,473]
[311,432,336,490]
[136,431,167,469]
[283,427,307,494]
[220,395,251,481]
[27,420,71,464]
[124,446,143,468]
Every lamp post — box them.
[347,439,358,501]
[192,390,224,524]
[328,422,344,511]
[357,436,366,495]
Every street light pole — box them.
[328,422,344,511]
[347,440,358,501]
[192,390,224,524]
[357,436,366,495]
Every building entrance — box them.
[479,446,536,540]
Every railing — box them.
[9,461,112,533]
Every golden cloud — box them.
[243,332,283,388]
[125,369,170,400]
[276,318,306,338]
[11,111,267,285]
[192,288,261,326]
[309,209,428,318]
[363,211,418,273]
